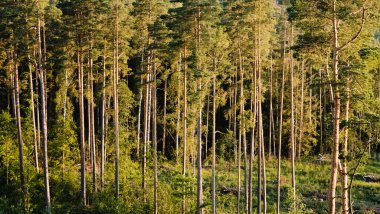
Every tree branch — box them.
[337,8,366,52]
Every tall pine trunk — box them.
[212,73,216,214]
[13,50,26,211]
[290,26,296,210]
[328,3,340,212]
[38,16,51,212]
[114,6,120,196]
[277,10,286,212]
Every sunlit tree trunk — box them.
[153,54,158,214]
[101,42,106,190]
[290,26,296,210]
[38,15,51,212]
[114,1,120,197]
[212,71,217,214]
[277,9,286,212]
[298,60,304,159]
[328,3,340,213]
[29,58,39,173]
[78,36,86,206]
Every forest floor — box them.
[190,157,380,214]
[2,156,380,213]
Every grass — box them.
[187,157,380,214]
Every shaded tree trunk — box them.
[13,50,26,211]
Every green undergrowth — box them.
[1,158,379,213]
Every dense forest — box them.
[0,0,380,213]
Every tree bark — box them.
[341,73,350,214]
[212,73,217,214]
[298,60,304,159]
[78,37,86,206]
[101,41,106,190]
[38,16,51,212]
[13,50,26,211]
[290,25,296,210]
[153,54,158,214]
[29,60,39,173]
[328,2,340,213]
[277,9,286,212]
[114,3,120,197]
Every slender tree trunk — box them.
[101,42,106,190]
[196,88,203,214]
[328,3,340,213]
[212,73,217,214]
[255,25,267,213]
[29,62,39,173]
[163,78,167,156]
[298,60,305,159]
[319,68,324,154]
[196,9,203,213]
[249,63,257,214]
[90,36,96,193]
[237,43,243,214]
[35,56,41,160]
[234,69,238,166]
[153,55,158,214]
[183,47,187,176]
[142,64,149,195]
[270,54,276,158]
[277,10,286,213]
[137,52,144,160]
[88,74,92,169]
[182,50,188,214]
[38,15,51,212]
[13,50,26,211]
[78,40,86,206]
[290,26,296,210]
[205,93,210,158]
[114,4,120,197]
[176,54,181,163]
[341,73,350,214]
